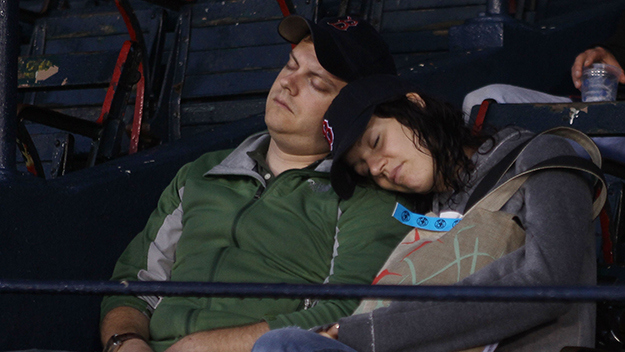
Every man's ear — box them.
[406,92,425,108]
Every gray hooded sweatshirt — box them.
[336,127,597,352]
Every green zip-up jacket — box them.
[101,132,411,351]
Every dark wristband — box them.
[103,333,146,352]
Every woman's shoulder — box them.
[511,129,581,171]
[478,127,531,159]
[473,126,586,182]
[472,127,534,175]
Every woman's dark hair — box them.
[373,92,492,196]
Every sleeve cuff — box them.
[100,295,152,323]
[336,312,374,352]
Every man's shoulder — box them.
[337,185,413,235]
[179,132,269,179]
[341,184,404,211]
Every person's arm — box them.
[336,138,595,351]
[164,322,269,352]
[600,11,625,68]
[100,161,196,348]
[101,306,153,352]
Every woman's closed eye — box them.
[372,136,379,149]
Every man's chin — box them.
[265,110,295,133]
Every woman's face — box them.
[344,115,437,194]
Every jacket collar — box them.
[205,132,333,180]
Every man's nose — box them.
[280,71,300,96]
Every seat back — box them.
[365,0,488,54]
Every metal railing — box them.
[2,279,625,303]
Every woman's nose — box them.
[367,156,385,177]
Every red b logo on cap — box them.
[328,16,358,31]
[322,119,334,150]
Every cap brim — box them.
[331,104,375,163]
[329,104,376,200]
[278,15,313,44]
[331,158,357,200]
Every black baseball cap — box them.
[278,15,396,82]
[322,74,416,199]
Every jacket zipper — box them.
[229,169,318,246]
[230,185,264,247]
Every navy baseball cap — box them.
[278,15,396,82]
[322,74,416,199]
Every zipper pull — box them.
[254,187,263,199]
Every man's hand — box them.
[165,322,270,352]
[318,323,339,340]
[571,46,625,89]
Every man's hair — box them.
[373,94,493,197]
